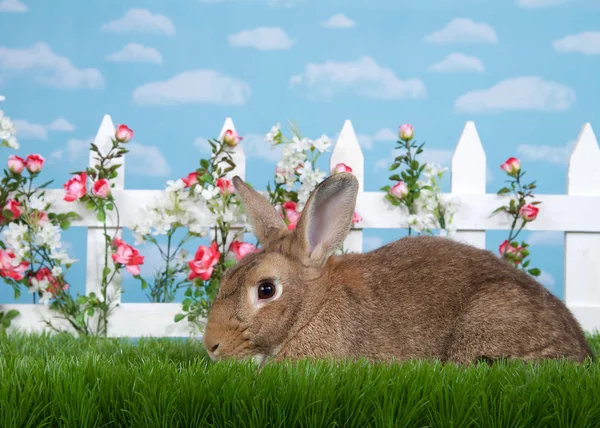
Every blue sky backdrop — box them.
[1,0,599,303]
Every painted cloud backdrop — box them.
[1,0,599,303]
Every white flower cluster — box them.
[2,192,77,303]
[132,177,229,244]
[404,164,459,235]
[0,98,19,150]
[265,123,332,210]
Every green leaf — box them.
[389,174,401,182]
[76,295,88,305]
[184,287,192,297]
[410,160,419,170]
[102,267,111,278]
[86,200,95,211]
[96,210,106,222]
[528,268,541,276]
[60,220,71,230]
[200,159,210,169]
[5,309,19,320]
[174,313,185,323]
[388,162,400,171]
[87,308,95,316]
[1,319,9,329]
[497,187,511,194]
[106,202,114,211]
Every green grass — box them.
[1,333,599,428]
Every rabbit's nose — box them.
[203,328,221,356]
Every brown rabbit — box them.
[202,172,593,365]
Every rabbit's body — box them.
[272,235,592,363]
[203,173,593,365]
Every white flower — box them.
[51,266,63,277]
[166,179,185,193]
[0,95,5,102]
[290,136,312,153]
[50,248,78,265]
[38,291,53,305]
[312,134,332,153]
[265,123,281,143]
[201,185,220,201]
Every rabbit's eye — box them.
[257,282,276,300]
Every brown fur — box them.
[202,173,593,365]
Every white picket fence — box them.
[3,115,600,337]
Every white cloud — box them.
[322,13,355,29]
[127,142,171,177]
[528,231,564,246]
[454,77,575,114]
[106,43,163,64]
[13,119,48,140]
[133,70,251,106]
[516,0,568,8]
[537,271,556,288]
[424,18,498,45]
[195,133,283,163]
[12,117,76,140]
[290,56,427,101]
[427,53,484,73]
[0,0,27,12]
[47,118,76,132]
[553,32,600,55]
[516,140,575,164]
[363,236,383,252]
[66,137,93,161]
[228,27,294,50]
[418,149,454,165]
[101,9,175,36]
[0,43,104,89]
[356,127,396,150]
[486,166,496,184]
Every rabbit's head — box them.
[202,172,359,363]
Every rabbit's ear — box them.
[295,172,359,267]
[232,176,286,246]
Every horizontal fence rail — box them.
[2,115,600,336]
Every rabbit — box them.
[202,172,594,365]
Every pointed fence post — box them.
[330,120,364,253]
[450,121,486,249]
[86,115,123,335]
[218,117,246,181]
[565,123,600,330]
[213,118,246,249]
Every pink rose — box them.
[25,154,45,173]
[500,157,520,176]
[222,129,243,147]
[332,162,353,175]
[63,172,87,202]
[216,177,235,195]
[8,155,25,174]
[390,181,408,199]
[115,124,134,143]
[0,249,29,281]
[2,199,24,221]
[399,124,414,141]
[499,240,524,265]
[188,241,221,281]
[282,201,301,230]
[352,211,363,224]
[229,240,259,261]
[32,210,49,225]
[182,172,199,188]
[111,238,145,275]
[92,179,110,199]
[519,204,539,222]
[30,267,69,297]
